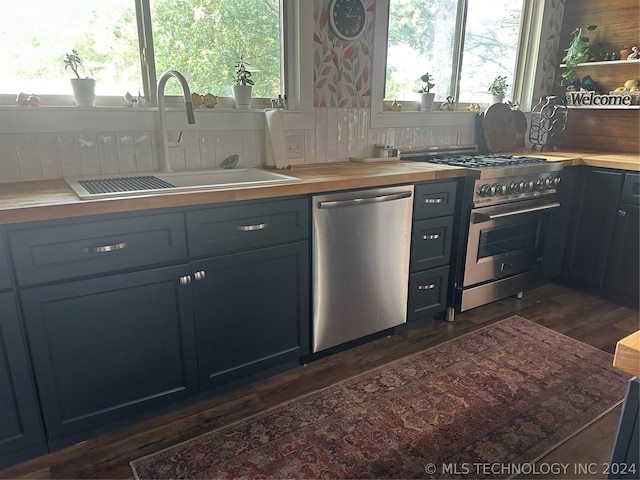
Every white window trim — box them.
[370,0,541,129]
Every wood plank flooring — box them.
[1,282,638,479]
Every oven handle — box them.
[473,201,560,223]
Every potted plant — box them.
[64,50,96,107]
[417,72,435,111]
[560,25,598,88]
[232,55,254,110]
[488,75,508,104]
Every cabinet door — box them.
[562,168,623,287]
[192,242,309,389]
[410,216,453,272]
[20,265,197,442]
[605,205,639,299]
[9,212,186,287]
[407,266,449,322]
[0,292,46,468]
[414,181,457,220]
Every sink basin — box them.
[65,168,300,200]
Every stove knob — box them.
[509,181,521,194]
[550,177,561,188]
[478,184,492,197]
[524,180,535,192]
[536,178,547,191]
[518,180,527,193]
[495,183,507,195]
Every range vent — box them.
[78,176,175,195]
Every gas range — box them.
[399,145,565,318]
[399,146,563,207]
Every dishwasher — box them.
[312,185,414,352]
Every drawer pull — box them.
[179,275,192,285]
[423,233,440,240]
[83,241,128,253]
[237,222,268,232]
[194,270,206,281]
[425,198,443,204]
[418,283,437,290]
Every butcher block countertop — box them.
[0,149,637,226]
[0,161,466,225]
[613,331,640,377]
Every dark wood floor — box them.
[1,282,638,479]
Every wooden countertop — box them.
[0,161,466,225]
[0,149,637,226]
[613,331,640,377]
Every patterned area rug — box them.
[131,316,628,479]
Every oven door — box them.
[463,198,560,287]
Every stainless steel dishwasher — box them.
[312,185,414,352]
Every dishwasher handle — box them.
[317,190,413,209]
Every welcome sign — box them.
[565,90,636,107]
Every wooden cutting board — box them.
[483,103,527,153]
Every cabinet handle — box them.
[425,198,443,204]
[179,275,192,285]
[82,241,127,253]
[618,209,627,217]
[418,283,437,290]
[423,233,440,240]
[194,270,206,281]
[237,222,268,231]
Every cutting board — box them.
[483,103,527,153]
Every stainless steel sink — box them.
[65,168,300,200]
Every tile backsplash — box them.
[0,107,475,183]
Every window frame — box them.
[370,0,539,128]
[0,0,302,112]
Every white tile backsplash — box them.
[0,107,476,183]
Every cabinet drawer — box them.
[411,216,453,272]
[9,213,187,286]
[407,265,449,322]
[186,197,309,257]
[0,235,11,291]
[414,181,457,219]
[622,173,640,206]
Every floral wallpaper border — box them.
[313,0,375,108]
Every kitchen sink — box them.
[65,168,301,200]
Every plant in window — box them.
[416,72,435,111]
[63,49,96,107]
[232,55,254,109]
[488,76,508,97]
[417,73,435,94]
[560,25,598,86]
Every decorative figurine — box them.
[628,46,639,60]
[439,96,456,111]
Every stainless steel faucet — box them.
[157,70,196,172]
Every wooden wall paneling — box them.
[556,0,639,153]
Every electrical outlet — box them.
[286,135,304,159]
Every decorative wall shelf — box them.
[560,60,640,67]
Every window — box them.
[385,0,525,105]
[0,0,282,105]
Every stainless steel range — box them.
[401,146,564,320]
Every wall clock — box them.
[329,0,366,41]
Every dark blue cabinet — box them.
[0,291,47,468]
[20,265,197,446]
[192,242,310,389]
[406,181,457,323]
[562,167,624,287]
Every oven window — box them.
[478,223,538,258]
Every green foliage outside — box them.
[3,0,280,99]
[150,0,280,98]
